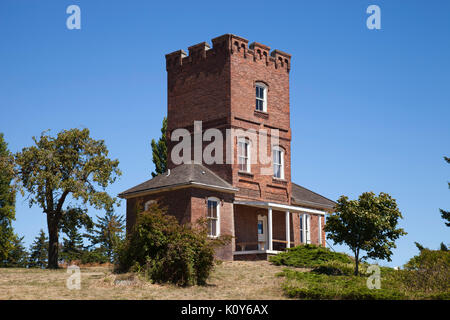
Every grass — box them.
[0,261,293,300]
[279,268,406,300]
[271,245,450,300]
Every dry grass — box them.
[0,261,307,300]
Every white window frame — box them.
[300,214,311,244]
[237,138,251,173]
[272,146,285,179]
[207,197,220,238]
[255,82,267,112]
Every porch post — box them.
[285,211,290,248]
[318,214,322,246]
[268,207,273,251]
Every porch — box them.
[232,200,326,260]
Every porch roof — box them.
[291,183,336,211]
[234,200,329,215]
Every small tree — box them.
[59,207,93,262]
[28,229,48,268]
[440,156,450,227]
[0,234,28,268]
[325,192,407,275]
[150,117,167,177]
[15,128,121,268]
[0,133,17,263]
[87,210,125,262]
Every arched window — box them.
[255,82,267,112]
[272,146,284,179]
[144,200,156,211]
[238,138,251,173]
[207,197,220,238]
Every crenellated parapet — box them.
[165,34,291,73]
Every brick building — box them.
[119,34,335,260]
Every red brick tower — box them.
[165,34,292,206]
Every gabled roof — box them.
[118,164,237,198]
[291,183,336,211]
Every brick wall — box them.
[125,187,234,260]
[165,34,293,206]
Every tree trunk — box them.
[354,250,359,276]
[47,213,60,269]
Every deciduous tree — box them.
[0,133,16,263]
[15,128,121,268]
[325,192,407,275]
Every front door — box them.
[257,215,267,250]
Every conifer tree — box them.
[59,207,93,262]
[440,156,450,227]
[88,210,125,262]
[28,229,48,268]
[151,117,167,177]
[0,234,28,268]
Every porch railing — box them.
[236,239,295,252]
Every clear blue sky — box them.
[0,0,449,267]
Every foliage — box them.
[279,269,406,300]
[150,117,167,178]
[116,202,229,286]
[325,192,407,275]
[87,210,125,263]
[398,247,450,294]
[14,128,121,268]
[0,234,29,268]
[28,229,48,268]
[0,133,16,263]
[269,244,352,268]
[440,156,450,227]
[59,207,93,262]
[79,248,109,265]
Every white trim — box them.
[255,82,267,112]
[233,250,281,255]
[234,200,327,215]
[207,197,220,238]
[318,214,322,246]
[268,207,273,251]
[272,146,284,179]
[237,137,251,173]
[285,211,290,248]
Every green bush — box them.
[398,249,450,294]
[116,203,229,286]
[269,244,353,268]
[80,249,109,265]
[280,269,405,300]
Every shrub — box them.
[398,249,450,294]
[269,244,353,268]
[80,249,109,265]
[116,203,229,286]
[280,269,405,300]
